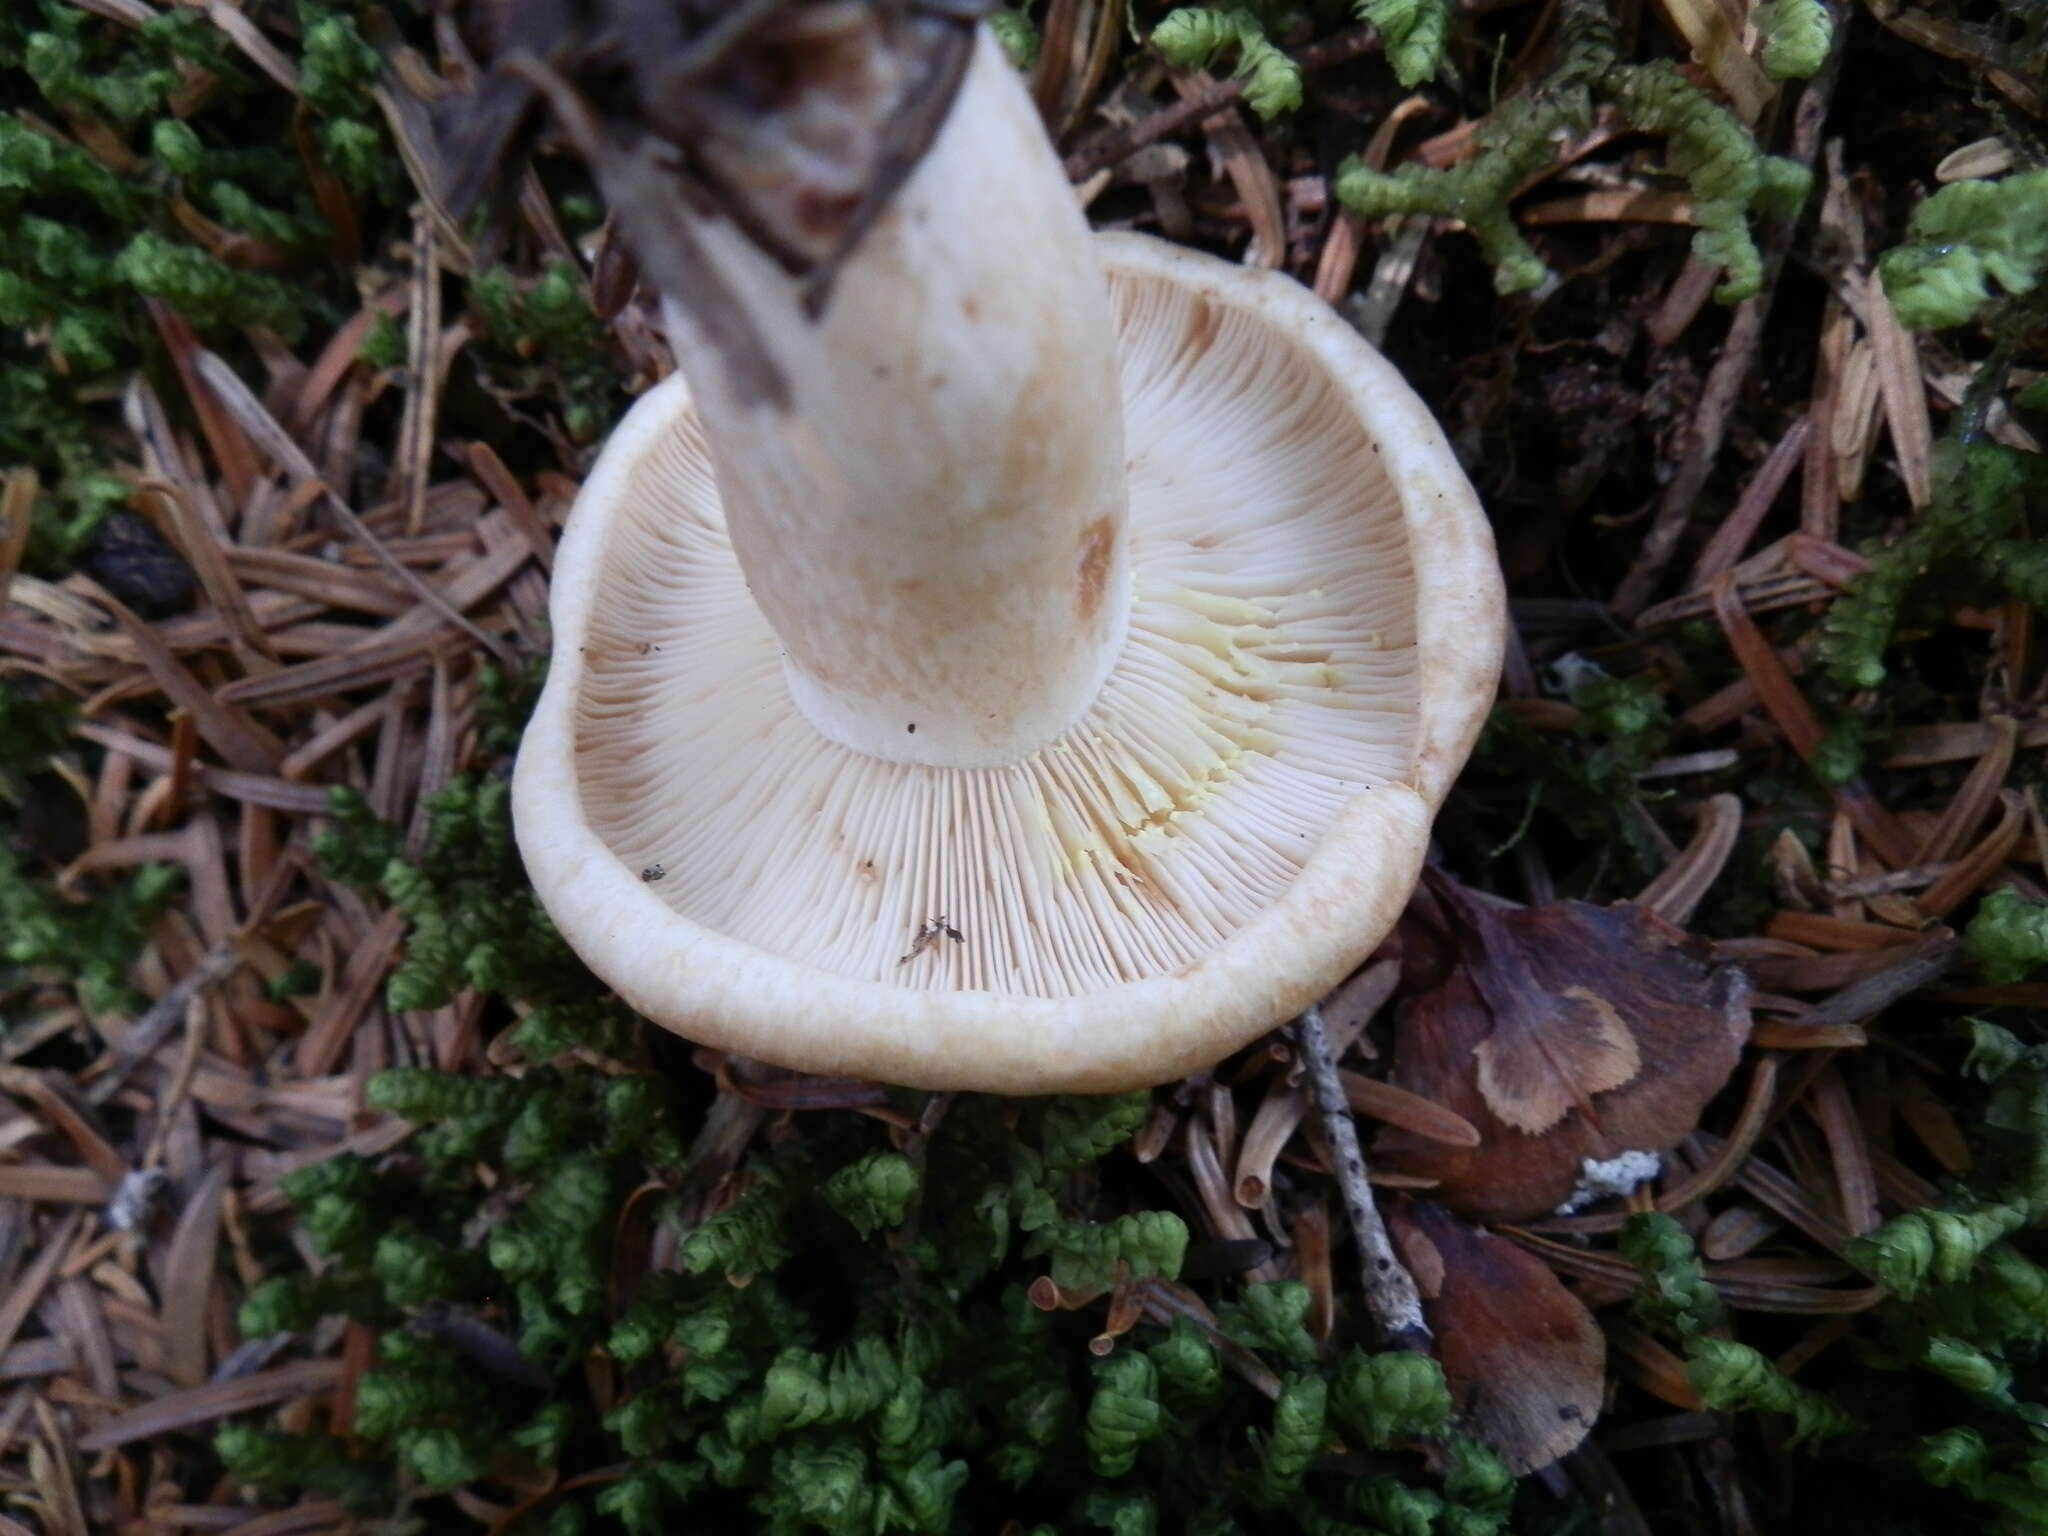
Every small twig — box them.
[1061,25,1379,183]
[1293,1006,1430,1350]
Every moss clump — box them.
[468,260,631,446]
[1817,436,2048,691]
[1881,171,2048,333]
[1969,891,2048,987]
[0,681,179,1017]
[1152,7,1305,118]
[243,1070,1529,1531]
[0,0,399,569]
[1335,0,1811,301]
[234,769,1535,1530]
[1470,669,1674,893]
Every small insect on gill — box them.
[899,915,965,964]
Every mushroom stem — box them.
[658,29,1130,769]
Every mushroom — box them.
[510,16,1503,1094]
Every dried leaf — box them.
[1428,877,1642,1136]
[1377,885,1751,1223]
[1390,1202,1604,1475]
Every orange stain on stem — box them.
[1075,516,1116,624]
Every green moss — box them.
[215,1423,395,1512]
[1469,669,1674,893]
[236,995,1526,1529]
[1687,1338,1860,1444]
[1620,1211,1725,1337]
[1329,1348,1451,1447]
[1817,437,2048,691]
[821,1152,919,1238]
[1754,0,1833,80]
[1152,8,1304,118]
[0,681,178,1017]
[1968,890,2048,986]
[1219,1283,1319,1364]
[113,230,308,333]
[1336,0,1808,301]
[1881,171,2048,333]
[358,309,404,369]
[318,775,595,1017]
[468,260,629,445]
[1360,0,1453,88]
[0,0,404,577]
[0,848,180,1015]
[990,4,1041,68]
[0,682,72,783]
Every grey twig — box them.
[1293,1005,1431,1350]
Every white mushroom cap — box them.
[514,233,1503,1093]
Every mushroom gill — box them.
[567,244,1425,997]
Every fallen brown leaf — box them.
[1390,1201,1605,1475]
[1376,882,1751,1223]
[1426,875,1643,1136]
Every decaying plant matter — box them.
[1376,873,1752,1223]
[5,1,2048,1532]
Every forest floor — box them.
[2,2,2047,1533]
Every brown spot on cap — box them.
[1075,516,1116,625]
